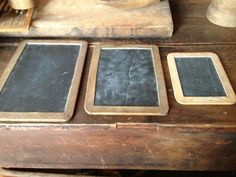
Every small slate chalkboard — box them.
[167,52,236,105]
[0,40,88,122]
[85,44,169,116]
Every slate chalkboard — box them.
[95,49,159,106]
[85,45,169,116]
[167,52,236,105]
[0,40,88,122]
[175,57,226,97]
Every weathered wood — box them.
[0,0,173,38]
[0,0,34,32]
[1,0,236,45]
[0,168,104,177]
[0,125,235,170]
[0,0,235,171]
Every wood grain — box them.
[0,44,235,170]
[0,0,173,37]
[0,168,102,177]
[0,125,235,170]
[0,0,34,32]
[0,0,235,171]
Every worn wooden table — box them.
[0,0,235,170]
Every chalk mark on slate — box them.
[125,53,135,106]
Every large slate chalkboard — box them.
[175,57,226,97]
[0,44,80,112]
[95,49,159,106]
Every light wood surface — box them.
[167,52,236,105]
[0,0,236,171]
[0,168,102,177]
[0,0,173,37]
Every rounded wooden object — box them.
[206,0,236,27]
[98,0,160,9]
[9,0,35,10]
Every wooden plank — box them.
[0,0,236,45]
[0,125,235,170]
[0,0,235,170]
[0,0,173,38]
[0,168,104,177]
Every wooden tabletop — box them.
[0,0,235,171]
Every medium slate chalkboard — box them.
[0,44,80,113]
[85,45,169,115]
[175,57,226,97]
[95,49,159,106]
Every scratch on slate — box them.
[125,54,135,106]
[100,157,105,165]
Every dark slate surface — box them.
[95,49,159,106]
[175,57,226,97]
[0,44,80,112]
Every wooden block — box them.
[167,52,236,105]
[0,40,88,122]
[0,0,34,33]
[0,0,173,37]
[85,44,169,116]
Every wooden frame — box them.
[0,40,88,122]
[85,44,169,116]
[167,52,236,105]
